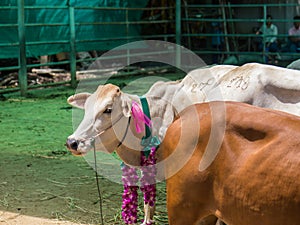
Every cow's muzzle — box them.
[66,138,78,151]
[66,138,85,156]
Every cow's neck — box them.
[112,93,143,166]
[114,94,164,166]
[115,115,155,166]
[145,94,177,141]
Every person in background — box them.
[256,14,278,63]
[288,15,300,52]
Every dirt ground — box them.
[0,72,183,225]
[0,210,85,225]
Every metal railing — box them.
[182,3,300,64]
[1,2,300,95]
[0,1,177,96]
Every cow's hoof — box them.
[140,220,154,225]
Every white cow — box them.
[66,62,300,225]
[66,64,236,225]
[181,62,300,115]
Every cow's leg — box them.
[141,203,154,225]
[215,219,225,225]
[198,215,219,225]
[167,198,212,225]
[166,174,214,225]
[167,188,217,225]
[168,210,218,225]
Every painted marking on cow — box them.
[227,75,250,90]
[191,78,215,93]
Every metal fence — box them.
[182,3,300,65]
[1,1,300,96]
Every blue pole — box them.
[18,0,27,96]
[262,5,267,63]
[176,0,181,68]
[69,6,77,88]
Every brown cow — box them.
[160,101,300,225]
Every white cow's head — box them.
[66,84,132,155]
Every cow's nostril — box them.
[66,139,78,151]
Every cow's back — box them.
[209,63,300,116]
[214,102,300,225]
[172,65,237,113]
[162,101,300,225]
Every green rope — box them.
[139,96,160,158]
[140,96,152,139]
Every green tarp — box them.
[0,0,148,59]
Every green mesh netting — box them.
[0,0,148,59]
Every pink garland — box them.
[131,101,152,133]
[121,164,139,224]
[140,146,157,208]
[121,101,157,225]
[121,150,157,225]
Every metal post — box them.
[175,0,181,68]
[18,0,27,96]
[183,0,191,50]
[228,3,238,55]
[69,6,77,88]
[220,2,230,56]
[262,5,267,63]
[126,9,130,69]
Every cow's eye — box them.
[103,108,112,114]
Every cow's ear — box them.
[67,93,91,109]
[120,93,132,117]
